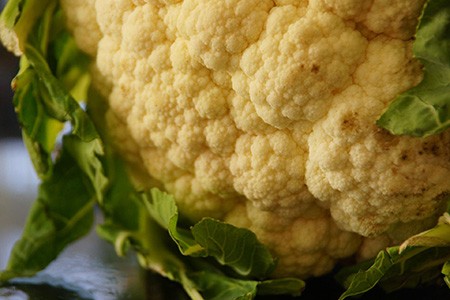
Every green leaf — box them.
[143,189,278,278]
[12,68,61,177]
[95,158,204,300]
[143,189,206,256]
[54,36,91,101]
[96,157,153,256]
[190,271,259,300]
[24,43,97,141]
[95,159,303,299]
[0,142,95,281]
[442,261,450,288]
[338,216,450,299]
[63,135,107,204]
[338,250,394,300]
[399,213,450,249]
[135,227,205,300]
[10,4,93,180]
[192,218,276,278]
[189,269,304,299]
[378,247,450,293]
[1,1,103,283]
[377,0,450,137]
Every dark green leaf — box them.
[338,250,394,300]
[256,278,305,297]
[63,135,107,203]
[189,269,304,300]
[0,143,95,281]
[96,157,153,256]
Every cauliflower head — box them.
[60,0,450,278]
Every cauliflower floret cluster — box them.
[60,0,450,278]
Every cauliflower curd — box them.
[60,0,450,278]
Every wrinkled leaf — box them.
[338,250,394,300]
[192,218,276,278]
[144,189,277,278]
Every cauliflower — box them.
[57,0,450,279]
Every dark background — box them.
[0,43,20,138]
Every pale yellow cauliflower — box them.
[60,0,450,278]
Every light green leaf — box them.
[400,213,450,250]
[192,218,276,278]
[9,3,94,181]
[143,189,278,278]
[135,219,205,300]
[377,0,450,137]
[143,189,206,257]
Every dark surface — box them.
[0,45,21,138]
